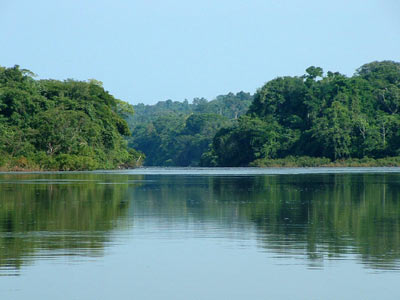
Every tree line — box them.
[1,61,399,169]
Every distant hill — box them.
[126,92,254,166]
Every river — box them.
[0,168,399,299]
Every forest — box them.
[1,61,399,170]
[128,60,400,167]
[0,65,141,170]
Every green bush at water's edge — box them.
[203,61,400,167]
[0,65,143,171]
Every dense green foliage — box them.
[0,65,142,170]
[204,61,400,166]
[127,92,253,166]
[3,61,398,169]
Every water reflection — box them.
[128,173,400,270]
[246,174,400,270]
[0,173,140,275]
[0,171,400,275]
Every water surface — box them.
[0,168,399,299]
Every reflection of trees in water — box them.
[132,173,400,270]
[245,174,400,269]
[1,172,399,272]
[216,174,400,269]
[0,173,138,273]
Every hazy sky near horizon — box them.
[1,0,399,104]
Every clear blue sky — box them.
[1,0,399,104]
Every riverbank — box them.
[250,156,400,168]
[2,155,400,171]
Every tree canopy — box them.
[203,61,400,166]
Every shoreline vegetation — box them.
[0,153,144,172]
[251,156,400,168]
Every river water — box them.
[0,168,399,299]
